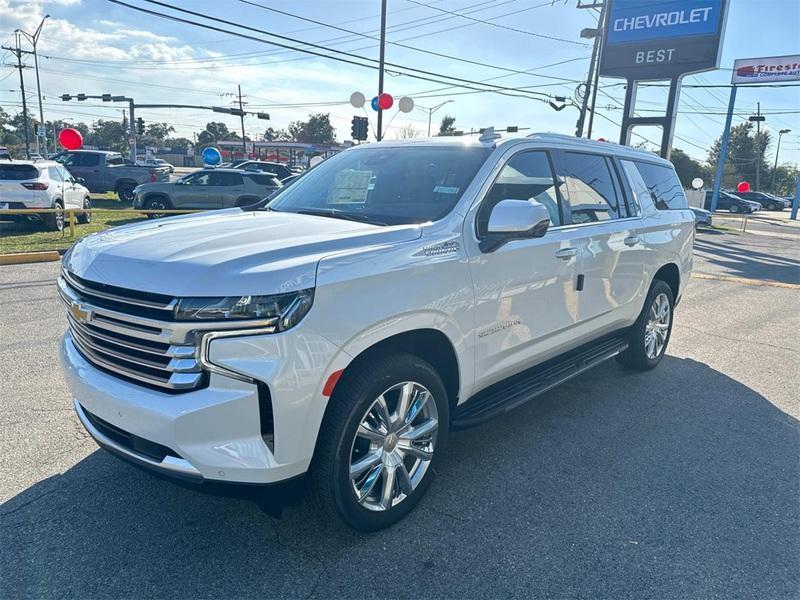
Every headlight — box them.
[174,289,314,330]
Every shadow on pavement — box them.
[693,236,800,284]
[2,357,798,599]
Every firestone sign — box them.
[731,55,800,84]
[600,0,729,81]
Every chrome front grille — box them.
[59,272,203,392]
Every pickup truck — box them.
[59,132,694,531]
[51,150,170,202]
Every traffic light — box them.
[136,117,145,135]
[76,93,87,101]
[60,94,71,101]
[351,116,368,141]
[101,94,112,102]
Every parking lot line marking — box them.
[692,272,800,290]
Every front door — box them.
[62,152,103,192]
[466,149,581,390]
[174,171,222,209]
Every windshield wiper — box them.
[294,208,387,226]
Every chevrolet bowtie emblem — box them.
[70,301,92,324]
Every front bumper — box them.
[61,325,347,486]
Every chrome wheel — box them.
[644,292,670,359]
[349,381,439,512]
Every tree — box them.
[287,113,336,144]
[670,148,711,188]
[85,119,128,152]
[197,122,235,146]
[264,127,290,142]
[396,124,420,139]
[707,122,771,190]
[437,115,457,136]
[145,122,175,142]
[771,164,799,197]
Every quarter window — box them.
[478,151,562,237]
[632,161,686,210]
[48,167,63,182]
[557,152,622,223]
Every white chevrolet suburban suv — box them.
[59,133,693,531]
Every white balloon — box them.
[691,177,704,190]
[350,91,366,109]
[398,96,415,113]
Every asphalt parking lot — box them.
[1,222,798,599]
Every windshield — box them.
[267,145,491,226]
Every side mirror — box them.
[480,198,551,252]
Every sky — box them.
[1,0,798,167]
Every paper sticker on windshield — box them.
[328,169,372,204]
[433,185,459,194]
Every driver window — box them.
[186,173,212,186]
[477,150,562,237]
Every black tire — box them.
[45,200,64,232]
[144,196,171,219]
[311,352,449,532]
[729,204,740,214]
[77,197,91,224]
[617,279,675,371]
[766,202,778,211]
[116,182,136,203]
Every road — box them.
[1,228,798,599]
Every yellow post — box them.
[69,209,76,238]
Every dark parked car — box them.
[235,160,293,180]
[690,207,713,229]
[704,190,760,214]
[737,191,790,211]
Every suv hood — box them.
[64,209,421,296]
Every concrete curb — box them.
[0,251,62,266]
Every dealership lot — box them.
[1,227,798,599]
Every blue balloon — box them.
[202,147,222,165]
[371,96,380,111]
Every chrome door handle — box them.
[624,236,640,247]
[555,247,578,260]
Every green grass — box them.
[0,195,148,255]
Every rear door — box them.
[213,171,246,207]
[551,150,647,341]
[56,165,83,209]
[47,166,67,206]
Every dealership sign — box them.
[731,55,800,84]
[600,0,729,80]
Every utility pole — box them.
[2,33,32,159]
[749,102,765,190]
[771,128,791,194]
[376,0,387,141]
[16,14,50,157]
[238,84,247,155]
[575,0,605,138]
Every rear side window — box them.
[48,167,63,182]
[211,172,244,186]
[0,164,39,180]
[557,152,623,223]
[632,161,686,210]
[106,156,124,166]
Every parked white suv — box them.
[59,133,693,530]
[0,161,91,231]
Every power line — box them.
[405,0,590,46]
[105,0,561,102]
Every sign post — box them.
[710,54,800,213]
[599,0,729,158]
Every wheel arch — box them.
[652,262,680,300]
[336,328,461,413]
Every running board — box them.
[451,335,628,429]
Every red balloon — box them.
[378,93,394,110]
[58,128,83,150]
[737,181,751,193]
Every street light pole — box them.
[1,33,31,159]
[418,100,454,137]
[16,15,49,157]
[771,128,791,194]
[376,0,387,141]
